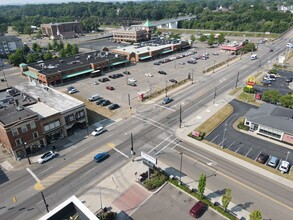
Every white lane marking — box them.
[148,134,173,154]
[210,135,219,143]
[153,103,176,112]
[135,113,176,131]
[155,137,178,156]
[26,168,41,183]
[107,118,123,127]
[113,148,129,159]
[39,166,53,174]
[174,144,217,164]
[132,115,173,134]
[171,140,182,149]
[245,148,252,157]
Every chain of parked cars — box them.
[256,152,291,174]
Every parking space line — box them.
[245,148,252,157]
[218,138,227,146]
[235,147,241,153]
[255,152,261,160]
[210,135,219,143]
[227,141,235,150]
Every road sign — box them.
[141,151,157,165]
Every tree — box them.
[242,43,256,53]
[262,90,281,104]
[65,43,73,55]
[222,188,232,212]
[199,35,207,42]
[48,43,53,50]
[58,49,66,58]
[72,44,79,55]
[43,51,53,60]
[8,49,25,66]
[279,95,293,108]
[208,34,215,47]
[218,33,225,44]
[190,34,196,42]
[198,174,206,199]
[250,210,262,220]
[26,53,37,63]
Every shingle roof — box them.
[244,103,293,134]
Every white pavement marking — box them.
[0,161,14,171]
[218,138,226,146]
[148,134,173,154]
[210,135,219,143]
[235,147,241,153]
[26,168,41,183]
[175,144,217,164]
[133,115,174,134]
[153,103,176,112]
[107,118,123,128]
[227,141,235,149]
[245,148,252,157]
[113,147,129,159]
[155,137,178,156]
[39,166,53,174]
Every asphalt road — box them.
[1,29,293,220]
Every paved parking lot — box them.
[131,183,225,220]
[55,42,233,116]
[205,99,293,170]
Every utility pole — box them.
[179,152,183,183]
[165,80,168,97]
[213,87,217,104]
[128,94,131,109]
[130,133,135,161]
[22,142,31,165]
[191,69,194,84]
[179,105,182,128]
[235,72,239,89]
[41,192,49,213]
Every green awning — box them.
[109,60,129,67]
[139,55,152,60]
[23,71,38,79]
[62,69,93,79]
[19,63,28,67]
[161,50,173,54]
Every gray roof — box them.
[244,103,293,134]
[0,35,22,42]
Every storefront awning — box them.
[161,49,173,54]
[109,60,129,67]
[23,71,38,79]
[139,55,152,60]
[62,69,93,79]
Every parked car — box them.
[91,126,106,136]
[67,86,78,94]
[154,62,160,65]
[108,103,120,110]
[38,151,56,164]
[109,74,118,79]
[189,201,207,218]
[187,60,197,64]
[286,77,292,83]
[123,71,130,75]
[169,79,178,83]
[66,86,75,92]
[178,62,185,65]
[145,73,153,77]
[212,52,219,55]
[106,86,114,90]
[162,97,173,104]
[117,73,124,77]
[279,160,290,173]
[100,100,111,106]
[88,94,101,101]
[158,71,167,75]
[269,49,274,52]
[96,99,106,105]
[94,152,109,163]
[128,78,137,83]
[128,82,137,86]
[98,77,110,82]
[267,156,279,168]
[256,152,270,164]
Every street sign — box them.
[141,151,157,165]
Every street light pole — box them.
[179,105,182,128]
[165,80,168,97]
[41,192,49,213]
[179,152,183,183]
[286,151,290,161]
[191,69,194,84]
[130,133,135,161]
[22,142,31,164]
[235,71,239,89]
[128,94,131,109]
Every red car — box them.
[106,86,114,90]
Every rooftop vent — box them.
[16,106,24,111]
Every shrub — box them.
[144,170,168,190]
[237,122,249,131]
[188,131,205,140]
[243,86,255,93]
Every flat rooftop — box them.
[28,51,121,75]
[26,102,59,119]
[0,105,37,126]
[14,82,84,114]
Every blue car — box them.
[94,152,109,162]
[162,97,173,104]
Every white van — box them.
[88,94,101,101]
[251,54,258,60]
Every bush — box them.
[237,122,249,131]
[188,131,205,140]
[243,86,255,93]
[144,170,168,190]
[268,69,278,75]
[97,211,117,220]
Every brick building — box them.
[41,22,82,40]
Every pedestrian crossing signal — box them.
[12,197,17,203]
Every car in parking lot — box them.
[279,160,290,173]
[67,86,78,94]
[106,86,114,90]
[128,82,137,86]
[269,49,274,52]
[91,126,106,136]
[158,71,166,75]
[187,60,197,64]
[109,74,118,79]
[108,103,120,110]
[267,156,279,168]
[88,94,101,101]
[145,73,153,77]
[169,79,178,83]
[256,152,270,164]
[128,78,137,83]
[162,97,173,104]
[100,100,111,106]
[189,201,207,218]
[38,151,56,164]
[212,52,219,55]
[94,152,109,163]
[98,77,110,82]
[123,71,130,75]
[286,77,292,83]
[96,99,106,105]
[154,62,160,65]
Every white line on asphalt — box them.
[235,147,241,153]
[113,148,129,159]
[245,148,252,157]
[155,137,178,156]
[218,138,227,146]
[174,144,217,164]
[39,166,53,175]
[132,115,173,134]
[210,135,219,143]
[153,103,176,112]
[135,113,176,131]
[227,141,235,149]
[107,118,123,127]
[26,168,41,183]
[171,140,182,149]
[148,134,173,154]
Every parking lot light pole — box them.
[165,80,168,97]
[179,152,183,183]
[191,69,194,84]
[221,124,227,149]
[286,151,290,161]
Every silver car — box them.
[267,156,279,168]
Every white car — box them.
[279,160,290,173]
[91,126,106,136]
[68,88,78,94]
[38,151,56,164]
[128,78,137,83]
[286,43,293,48]
[145,73,153,77]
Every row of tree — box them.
[1,0,293,34]
[8,41,79,66]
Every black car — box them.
[256,152,270,164]
[117,73,124,77]
[158,71,167,75]
[109,74,117,79]
[98,77,110,82]
[96,99,105,105]
[154,62,160,65]
[108,103,120,110]
[123,71,130,75]
[169,79,178,83]
[101,100,111,106]
[286,77,292,83]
